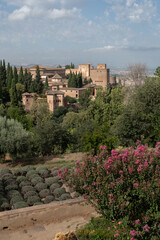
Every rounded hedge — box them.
[0,168,11,178]
[36,166,48,172]
[21,186,35,194]
[38,169,50,178]
[5,183,18,191]
[35,182,47,192]
[50,183,61,193]
[13,169,23,176]
[10,196,24,205]
[27,196,41,206]
[44,195,54,204]
[24,191,38,200]
[7,190,21,200]
[13,201,29,209]
[31,177,43,186]
[22,165,35,175]
[51,170,58,177]
[16,176,28,184]
[2,173,13,181]
[19,181,31,188]
[26,170,38,179]
[45,177,58,187]
[59,193,71,201]
[1,202,10,210]
[53,188,66,198]
[3,178,16,187]
[39,189,50,198]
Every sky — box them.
[0,0,160,70]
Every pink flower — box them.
[100,145,106,150]
[108,227,111,230]
[76,161,80,165]
[119,170,123,174]
[118,221,121,225]
[130,230,138,236]
[134,183,139,188]
[144,160,148,167]
[131,238,136,240]
[143,224,150,232]
[137,164,143,172]
[135,159,141,165]
[135,219,141,224]
[129,167,134,173]
[114,230,119,237]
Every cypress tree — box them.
[13,66,18,84]
[44,77,49,91]
[77,72,83,88]
[33,66,43,94]
[18,66,24,84]
[7,67,13,89]
[2,59,6,87]
[10,78,18,106]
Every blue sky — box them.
[0,0,160,69]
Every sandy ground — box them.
[0,214,97,240]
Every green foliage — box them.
[31,101,51,126]
[64,95,77,103]
[5,183,18,191]
[10,78,18,106]
[26,170,38,179]
[21,186,35,194]
[59,193,71,201]
[45,177,58,186]
[19,181,31,188]
[112,77,160,146]
[27,195,41,206]
[0,168,11,178]
[39,189,50,198]
[68,72,82,88]
[7,190,21,200]
[53,187,66,198]
[154,66,160,77]
[10,195,23,205]
[50,183,61,193]
[44,195,54,204]
[18,66,24,84]
[65,62,75,69]
[22,165,35,174]
[31,177,43,186]
[24,191,38,200]
[0,117,33,160]
[32,66,43,94]
[13,169,23,176]
[1,202,10,210]
[52,106,68,123]
[16,176,28,184]
[79,88,92,110]
[13,201,29,209]
[35,182,47,192]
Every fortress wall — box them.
[90,69,108,87]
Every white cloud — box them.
[9,5,30,20]
[48,7,80,20]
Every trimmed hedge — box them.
[26,170,38,179]
[5,183,18,191]
[19,181,31,188]
[45,177,58,187]
[53,188,66,198]
[50,183,61,193]
[39,189,50,198]
[22,166,35,175]
[16,176,28,184]
[35,183,47,192]
[59,193,71,201]
[0,168,11,178]
[44,195,54,204]
[27,196,41,206]
[21,186,35,194]
[13,201,29,209]
[7,190,21,200]
[36,166,48,172]
[1,202,10,210]
[10,196,24,205]
[31,177,43,186]
[13,169,23,176]
[38,169,50,178]
[24,191,38,200]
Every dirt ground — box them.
[0,215,96,240]
[0,152,87,171]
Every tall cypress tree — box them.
[77,72,83,88]
[44,77,49,91]
[18,66,24,84]
[7,67,13,89]
[10,78,18,106]
[33,66,43,94]
[13,66,18,84]
[2,59,6,87]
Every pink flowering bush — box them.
[60,142,160,238]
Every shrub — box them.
[44,195,54,204]
[3,178,16,186]
[27,196,41,206]
[5,183,18,191]
[16,176,27,184]
[38,169,50,178]
[59,193,71,201]
[53,188,66,198]
[51,170,58,177]
[35,182,47,192]
[0,168,11,178]
[2,173,13,181]
[45,177,58,187]
[21,186,35,194]
[22,165,35,175]
[31,177,43,186]
[24,191,38,200]
[27,174,39,181]
[0,197,8,204]
[13,169,23,176]
[13,201,29,209]
[7,190,21,200]
[36,166,48,172]
[10,196,24,205]
[39,189,50,198]
[50,183,61,193]
[26,170,38,179]
[1,202,10,210]
[61,143,160,239]
[19,181,31,188]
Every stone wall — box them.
[0,198,96,230]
